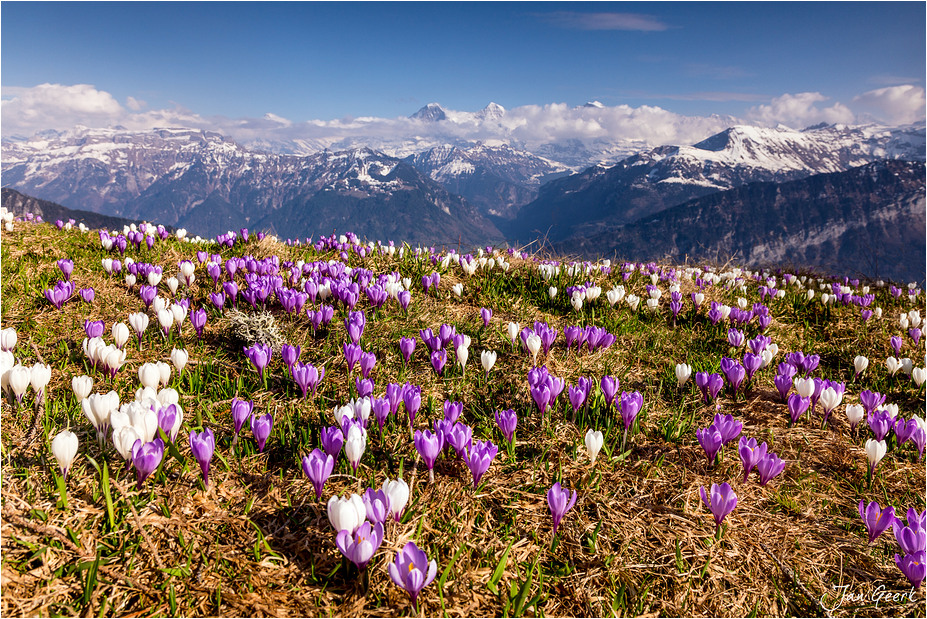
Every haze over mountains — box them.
[2,102,924,281]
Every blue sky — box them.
[1,2,924,145]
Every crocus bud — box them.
[30,363,52,404]
[327,493,366,533]
[0,327,17,352]
[584,428,603,465]
[854,355,869,377]
[507,322,519,344]
[112,322,130,349]
[526,334,542,365]
[71,375,93,400]
[51,429,79,479]
[170,348,189,374]
[675,363,692,387]
[865,438,887,474]
[481,350,497,377]
[138,363,161,389]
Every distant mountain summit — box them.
[410,103,447,122]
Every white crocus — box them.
[344,425,367,472]
[526,334,542,365]
[885,357,902,376]
[865,439,886,472]
[29,363,51,404]
[854,355,869,376]
[507,322,520,344]
[382,477,410,521]
[571,292,584,312]
[675,363,692,387]
[51,430,79,479]
[912,367,926,387]
[584,429,604,465]
[72,375,93,400]
[456,344,469,375]
[128,312,149,341]
[156,361,172,386]
[481,350,497,377]
[818,387,843,415]
[112,322,130,349]
[170,348,189,375]
[626,294,641,311]
[549,286,558,299]
[138,363,161,389]
[166,276,180,296]
[170,304,188,329]
[845,404,865,429]
[451,283,464,297]
[794,377,816,399]
[327,493,367,533]
[8,364,31,404]
[0,327,17,351]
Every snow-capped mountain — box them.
[506,122,925,243]
[0,127,502,244]
[403,143,569,219]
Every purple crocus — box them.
[388,542,438,612]
[895,552,926,590]
[600,376,619,407]
[443,400,463,424]
[79,288,95,303]
[699,482,738,536]
[230,398,253,436]
[281,343,301,371]
[738,437,768,483]
[302,448,334,499]
[697,426,723,465]
[547,482,578,537]
[495,409,517,445]
[774,374,793,401]
[190,308,207,339]
[321,425,344,460]
[414,429,444,482]
[695,372,724,404]
[568,385,587,416]
[858,500,896,544]
[868,409,893,442]
[188,428,215,487]
[619,391,643,432]
[891,335,904,357]
[445,423,473,458]
[359,352,376,378]
[291,362,324,398]
[403,385,422,428]
[131,438,164,490]
[756,453,786,485]
[336,521,384,571]
[251,412,273,452]
[355,377,374,398]
[464,440,498,488]
[712,412,742,444]
[893,518,926,556]
[430,350,447,376]
[742,353,762,382]
[722,359,746,395]
[787,394,810,425]
[84,319,105,339]
[343,342,362,373]
[480,307,492,327]
[362,488,392,524]
[859,390,886,415]
[372,397,391,433]
[243,343,272,380]
[399,336,416,365]
[57,258,74,280]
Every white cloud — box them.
[126,96,146,111]
[746,92,855,128]
[852,85,925,125]
[536,11,669,31]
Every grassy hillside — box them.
[1,215,924,617]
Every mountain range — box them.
[2,117,924,281]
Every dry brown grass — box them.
[1,222,924,618]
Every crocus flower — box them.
[382,477,410,522]
[695,372,724,404]
[738,437,768,483]
[699,482,738,536]
[403,385,422,428]
[344,424,366,473]
[414,429,443,482]
[443,400,463,424]
[858,500,896,544]
[495,409,517,445]
[328,493,366,533]
[722,360,746,395]
[321,425,345,460]
[362,488,391,524]
[388,542,438,611]
[57,258,74,280]
[335,522,383,570]
[774,374,793,401]
[189,428,215,487]
[859,390,886,415]
[399,336,416,365]
[230,398,253,436]
[868,410,893,441]
[697,426,723,465]
[547,482,577,537]
[243,343,272,380]
[302,449,334,499]
[84,319,105,339]
[132,438,165,489]
[464,440,498,488]
[675,363,692,387]
[51,430,79,480]
[251,412,273,452]
[584,429,604,465]
[292,362,324,398]
[787,394,810,425]
[481,350,497,377]
[430,349,447,376]
[712,412,742,444]
[895,551,926,590]
[893,519,926,556]
[619,391,643,432]
[600,376,619,407]
[756,452,786,485]
[865,438,887,477]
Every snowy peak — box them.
[410,103,447,122]
[476,102,506,121]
